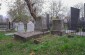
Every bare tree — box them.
[24,0,44,20]
[49,0,66,19]
[8,0,30,21]
[74,3,84,18]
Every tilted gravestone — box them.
[17,22,25,32]
[51,19,64,35]
[69,7,80,31]
[27,21,34,32]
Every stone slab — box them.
[14,31,50,41]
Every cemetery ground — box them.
[0,32,85,55]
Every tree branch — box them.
[24,0,37,20]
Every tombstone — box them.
[42,16,48,31]
[46,14,50,30]
[84,3,85,18]
[17,22,25,32]
[35,15,52,31]
[80,18,85,32]
[51,19,64,35]
[69,7,80,31]
[27,21,34,32]
[8,22,11,29]
[82,3,85,32]
[35,17,43,31]
[14,23,18,31]
[35,16,50,31]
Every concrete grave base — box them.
[51,31,64,36]
[14,31,50,41]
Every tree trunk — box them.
[24,0,37,20]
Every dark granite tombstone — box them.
[46,14,50,30]
[80,22,85,32]
[84,3,85,18]
[70,7,80,31]
[8,22,11,29]
[82,3,85,32]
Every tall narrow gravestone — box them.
[35,17,42,31]
[69,7,80,31]
[42,16,48,31]
[46,14,50,30]
[27,21,34,32]
[14,23,18,31]
[18,22,25,32]
[82,3,85,32]
[84,3,85,18]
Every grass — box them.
[0,32,85,55]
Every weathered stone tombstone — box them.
[42,16,48,31]
[51,19,64,35]
[17,22,25,32]
[35,14,50,31]
[35,16,48,31]
[14,23,18,31]
[35,17,42,31]
[27,21,34,32]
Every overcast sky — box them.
[62,0,85,7]
[0,0,85,17]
